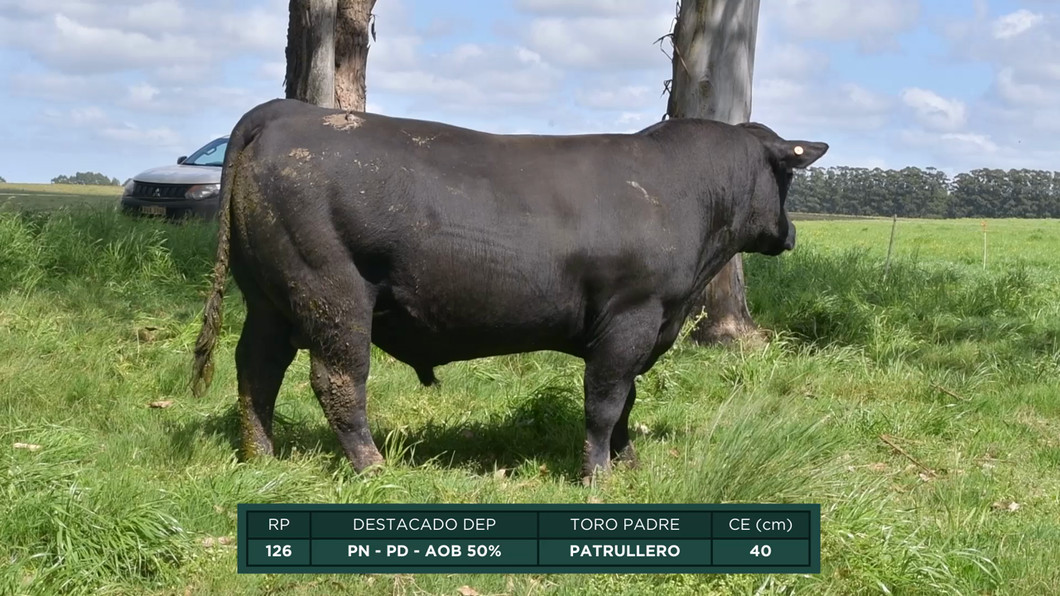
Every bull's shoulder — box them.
[634,120,670,136]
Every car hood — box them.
[133,164,221,185]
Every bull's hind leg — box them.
[309,343,384,472]
[236,306,297,459]
[298,277,384,473]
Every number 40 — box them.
[750,544,772,557]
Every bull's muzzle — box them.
[783,222,796,251]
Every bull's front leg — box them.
[581,311,658,485]
[582,370,636,485]
[609,384,639,467]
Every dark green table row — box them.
[246,539,810,568]
[247,511,811,539]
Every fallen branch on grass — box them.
[932,384,970,402]
[880,434,937,478]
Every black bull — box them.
[190,98,828,483]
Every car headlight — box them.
[122,179,135,196]
[185,183,220,200]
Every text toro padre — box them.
[569,517,682,531]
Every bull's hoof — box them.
[612,443,639,469]
[356,461,386,477]
[349,446,386,476]
[240,440,275,462]
[580,463,610,487]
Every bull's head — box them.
[738,122,828,256]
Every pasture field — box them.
[0,183,121,212]
[1,207,1058,595]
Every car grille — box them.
[132,182,193,201]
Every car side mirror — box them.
[177,156,187,165]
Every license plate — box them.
[140,206,167,216]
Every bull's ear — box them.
[737,122,829,170]
[772,140,829,170]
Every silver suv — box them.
[120,136,228,220]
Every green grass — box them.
[0,183,121,212]
[1,208,1059,595]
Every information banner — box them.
[238,504,820,574]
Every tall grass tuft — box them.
[0,207,216,295]
[1,425,189,595]
[746,248,1057,377]
[638,389,845,504]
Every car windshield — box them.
[184,138,229,167]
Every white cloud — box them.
[371,40,565,112]
[514,0,657,17]
[523,12,675,71]
[841,156,889,169]
[0,13,210,74]
[127,83,161,106]
[774,0,920,51]
[98,123,182,148]
[899,129,1000,167]
[125,1,186,31]
[0,0,288,80]
[895,126,1056,176]
[576,85,654,111]
[154,64,213,84]
[218,8,286,53]
[756,41,830,79]
[992,9,1043,40]
[754,79,893,132]
[39,105,183,149]
[370,34,423,71]
[994,67,1060,107]
[120,85,269,115]
[0,0,144,21]
[900,88,967,132]
[8,71,110,102]
[65,106,109,127]
[258,61,286,82]
[2,0,1058,182]
[931,5,1060,168]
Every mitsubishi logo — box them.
[153,188,161,197]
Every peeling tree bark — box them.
[334,0,376,112]
[286,0,337,108]
[667,0,762,346]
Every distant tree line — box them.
[51,172,121,186]
[0,175,6,183]
[789,166,1060,219]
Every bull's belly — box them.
[369,308,583,368]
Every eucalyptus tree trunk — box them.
[285,0,337,107]
[667,0,762,345]
[334,0,376,111]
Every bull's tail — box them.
[190,98,291,398]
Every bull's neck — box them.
[687,184,756,299]
[688,232,744,305]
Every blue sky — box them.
[1,0,1058,183]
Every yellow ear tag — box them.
[794,146,804,155]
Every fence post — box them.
[883,214,898,281]
[981,220,988,269]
